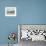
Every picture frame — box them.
[5,7,16,16]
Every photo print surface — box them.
[18,25,46,41]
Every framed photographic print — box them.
[18,24,46,42]
[5,7,16,16]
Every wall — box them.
[0,0,18,44]
[19,0,46,24]
[0,0,46,44]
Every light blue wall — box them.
[19,0,46,24]
[0,0,46,44]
